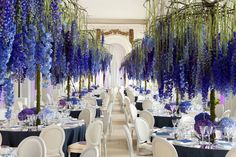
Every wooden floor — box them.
[106,97,152,157]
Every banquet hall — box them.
[0,0,236,157]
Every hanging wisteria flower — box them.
[179,101,192,113]
[8,33,27,81]
[83,36,89,75]
[3,78,14,120]
[36,23,53,86]
[0,0,16,84]
[0,85,2,103]
[24,24,37,80]
[50,0,65,85]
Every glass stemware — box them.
[172,118,179,129]
[199,125,207,145]
[206,126,213,144]
[224,127,233,143]
[170,105,176,116]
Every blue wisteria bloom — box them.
[36,24,53,86]
[0,0,16,84]
[24,24,37,80]
[3,78,14,120]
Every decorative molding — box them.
[87,24,145,40]
[87,18,146,25]
[103,29,129,36]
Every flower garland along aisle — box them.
[121,0,236,140]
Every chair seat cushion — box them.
[68,141,87,151]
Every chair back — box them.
[80,147,99,157]
[83,96,97,106]
[108,88,114,103]
[118,90,124,105]
[129,105,138,123]
[102,93,110,108]
[139,110,154,129]
[142,99,153,110]
[152,137,178,157]
[103,110,111,136]
[226,147,236,157]
[124,96,131,106]
[0,133,2,145]
[221,110,231,118]
[89,107,97,122]
[123,125,135,157]
[135,118,150,143]
[39,125,65,157]
[127,91,135,103]
[17,136,47,157]
[79,108,92,127]
[86,120,103,147]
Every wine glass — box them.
[206,126,213,144]
[199,125,207,144]
[224,127,233,143]
[172,118,179,129]
[170,105,176,116]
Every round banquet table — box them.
[0,125,86,157]
[154,116,181,128]
[173,145,228,157]
[69,108,101,119]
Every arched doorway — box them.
[104,35,132,88]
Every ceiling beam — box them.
[87,18,147,25]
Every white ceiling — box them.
[79,0,146,19]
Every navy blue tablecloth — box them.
[174,144,228,157]
[154,116,181,128]
[70,108,101,119]
[135,102,143,110]
[0,125,86,157]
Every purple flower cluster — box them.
[194,112,214,134]
[18,107,37,121]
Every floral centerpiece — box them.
[18,107,37,121]
[179,101,192,113]
[194,112,214,135]
[38,106,55,122]
[58,97,80,109]
[217,117,236,132]
[164,101,192,113]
